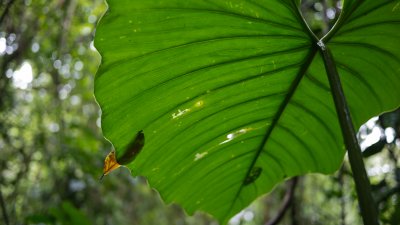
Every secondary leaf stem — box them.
[319,43,379,225]
[265,177,298,225]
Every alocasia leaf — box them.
[94,0,400,223]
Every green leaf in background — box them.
[46,201,92,225]
[94,0,400,223]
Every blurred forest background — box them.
[0,0,399,224]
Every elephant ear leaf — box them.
[94,0,400,223]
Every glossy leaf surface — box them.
[94,0,400,223]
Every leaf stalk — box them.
[319,42,379,225]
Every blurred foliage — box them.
[0,0,216,224]
[301,0,342,37]
[0,0,399,225]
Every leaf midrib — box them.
[225,45,318,219]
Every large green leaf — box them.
[94,0,400,223]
